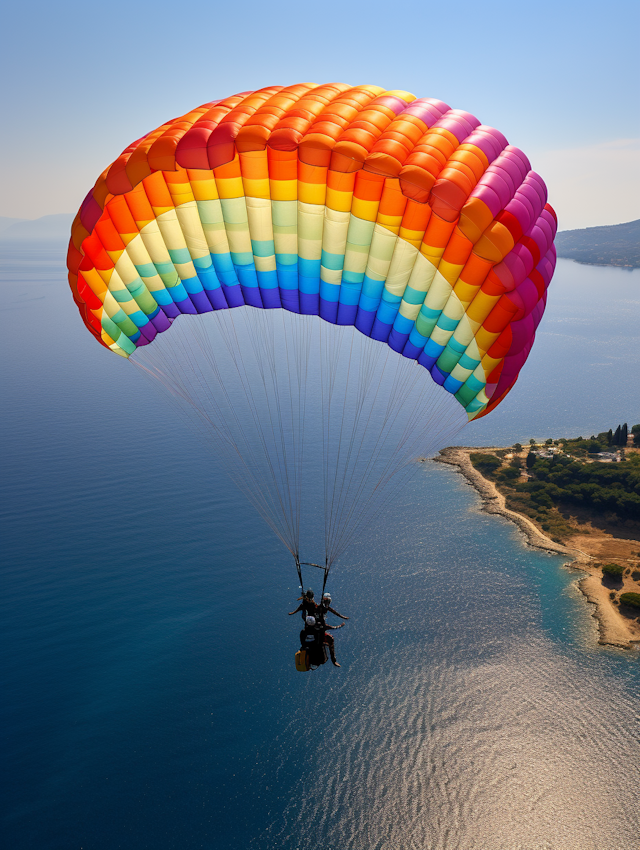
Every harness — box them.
[295,556,330,597]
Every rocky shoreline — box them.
[434,446,639,650]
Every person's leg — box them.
[324,634,340,667]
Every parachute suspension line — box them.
[213,309,303,557]
[322,557,330,596]
[203,308,309,561]
[257,309,311,561]
[291,313,312,557]
[323,326,397,567]
[229,309,312,560]
[133,311,302,558]
[192,307,300,556]
[318,320,380,566]
[327,325,377,566]
[318,318,339,567]
[296,559,330,596]
[217,314,296,548]
[331,361,466,564]
[316,326,467,568]
[327,388,466,566]
[187,315,299,555]
[320,320,342,567]
[132,307,468,575]
[294,555,303,591]
[319,319,394,567]
[272,309,312,561]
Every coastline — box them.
[555,257,639,270]
[434,446,640,650]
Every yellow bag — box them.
[295,649,310,672]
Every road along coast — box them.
[433,446,640,650]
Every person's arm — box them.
[329,606,349,620]
[288,603,303,615]
[324,623,344,630]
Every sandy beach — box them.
[434,446,640,650]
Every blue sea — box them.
[1,245,639,850]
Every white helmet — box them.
[305,616,316,627]
[322,593,331,602]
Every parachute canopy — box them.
[67,83,557,421]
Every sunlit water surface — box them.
[1,245,639,850]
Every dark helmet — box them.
[305,589,314,599]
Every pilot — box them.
[317,592,348,622]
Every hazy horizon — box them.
[1,137,637,233]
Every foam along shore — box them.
[434,446,640,650]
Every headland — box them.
[554,218,640,268]
[433,431,640,650]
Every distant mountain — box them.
[0,213,73,242]
[555,220,640,269]
[0,216,27,235]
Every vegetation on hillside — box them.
[469,424,640,543]
[554,219,640,268]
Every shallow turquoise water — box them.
[1,245,639,849]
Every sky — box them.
[1,0,638,230]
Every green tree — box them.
[621,423,628,445]
[619,592,640,610]
[613,424,621,445]
[526,452,536,469]
[632,424,640,446]
[470,453,502,478]
[529,438,536,446]
[607,428,613,445]
[498,466,521,483]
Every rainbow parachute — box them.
[67,83,557,421]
